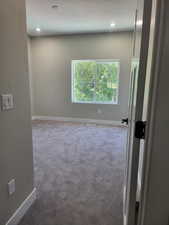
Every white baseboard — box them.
[32,116,124,127]
[6,188,37,225]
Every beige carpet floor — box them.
[19,120,127,225]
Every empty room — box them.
[2,0,169,225]
[24,0,140,224]
[24,0,138,224]
[0,0,154,224]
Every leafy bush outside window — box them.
[71,60,120,104]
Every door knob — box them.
[121,118,129,125]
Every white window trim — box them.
[71,59,120,105]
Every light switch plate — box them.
[8,179,15,196]
[1,94,14,111]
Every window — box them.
[71,60,120,104]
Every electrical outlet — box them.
[8,179,15,196]
[1,94,14,111]
[97,108,102,114]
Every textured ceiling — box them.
[26,0,137,36]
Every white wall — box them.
[0,0,34,224]
[30,32,133,122]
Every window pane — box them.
[95,62,119,103]
[74,82,95,102]
[73,61,96,102]
[74,61,96,83]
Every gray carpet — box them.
[19,120,127,225]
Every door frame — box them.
[135,0,166,224]
[125,0,154,224]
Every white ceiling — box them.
[26,0,137,36]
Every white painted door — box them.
[123,0,155,224]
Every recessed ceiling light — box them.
[36,27,41,32]
[110,22,116,27]
[136,20,143,26]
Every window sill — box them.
[72,101,119,105]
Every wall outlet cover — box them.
[97,109,102,114]
[8,179,16,196]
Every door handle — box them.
[121,118,129,125]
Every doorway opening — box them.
[19,0,151,224]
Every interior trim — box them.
[6,188,37,225]
[32,116,125,127]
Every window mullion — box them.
[93,61,97,102]
[108,63,112,102]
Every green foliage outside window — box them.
[72,60,119,103]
